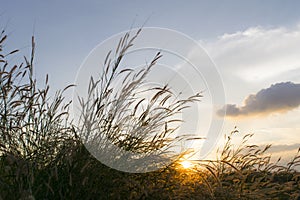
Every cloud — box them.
[217,82,300,117]
[204,25,300,82]
[268,143,300,154]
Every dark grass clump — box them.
[77,28,202,172]
[0,27,202,198]
[1,27,300,200]
[195,128,300,200]
[0,29,76,199]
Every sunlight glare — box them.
[181,160,193,169]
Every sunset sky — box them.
[1,1,300,162]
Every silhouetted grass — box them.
[0,27,300,200]
[195,128,300,199]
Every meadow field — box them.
[1,29,300,200]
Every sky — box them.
[1,0,300,163]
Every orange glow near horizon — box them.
[180,160,193,169]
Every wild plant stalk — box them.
[1,26,299,199]
[77,28,202,170]
[194,128,300,199]
[0,29,75,198]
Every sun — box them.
[180,160,193,169]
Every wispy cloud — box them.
[217,82,300,117]
[205,26,300,82]
[268,143,300,154]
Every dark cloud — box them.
[217,82,300,117]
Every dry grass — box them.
[0,29,76,199]
[194,128,300,199]
[0,27,300,199]
[77,28,202,172]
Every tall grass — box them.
[0,29,76,199]
[195,128,300,199]
[77,28,202,172]
[0,27,300,199]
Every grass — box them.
[76,28,202,172]
[0,27,300,199]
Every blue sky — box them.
[1,1,300,161]
[2,1,300,87]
